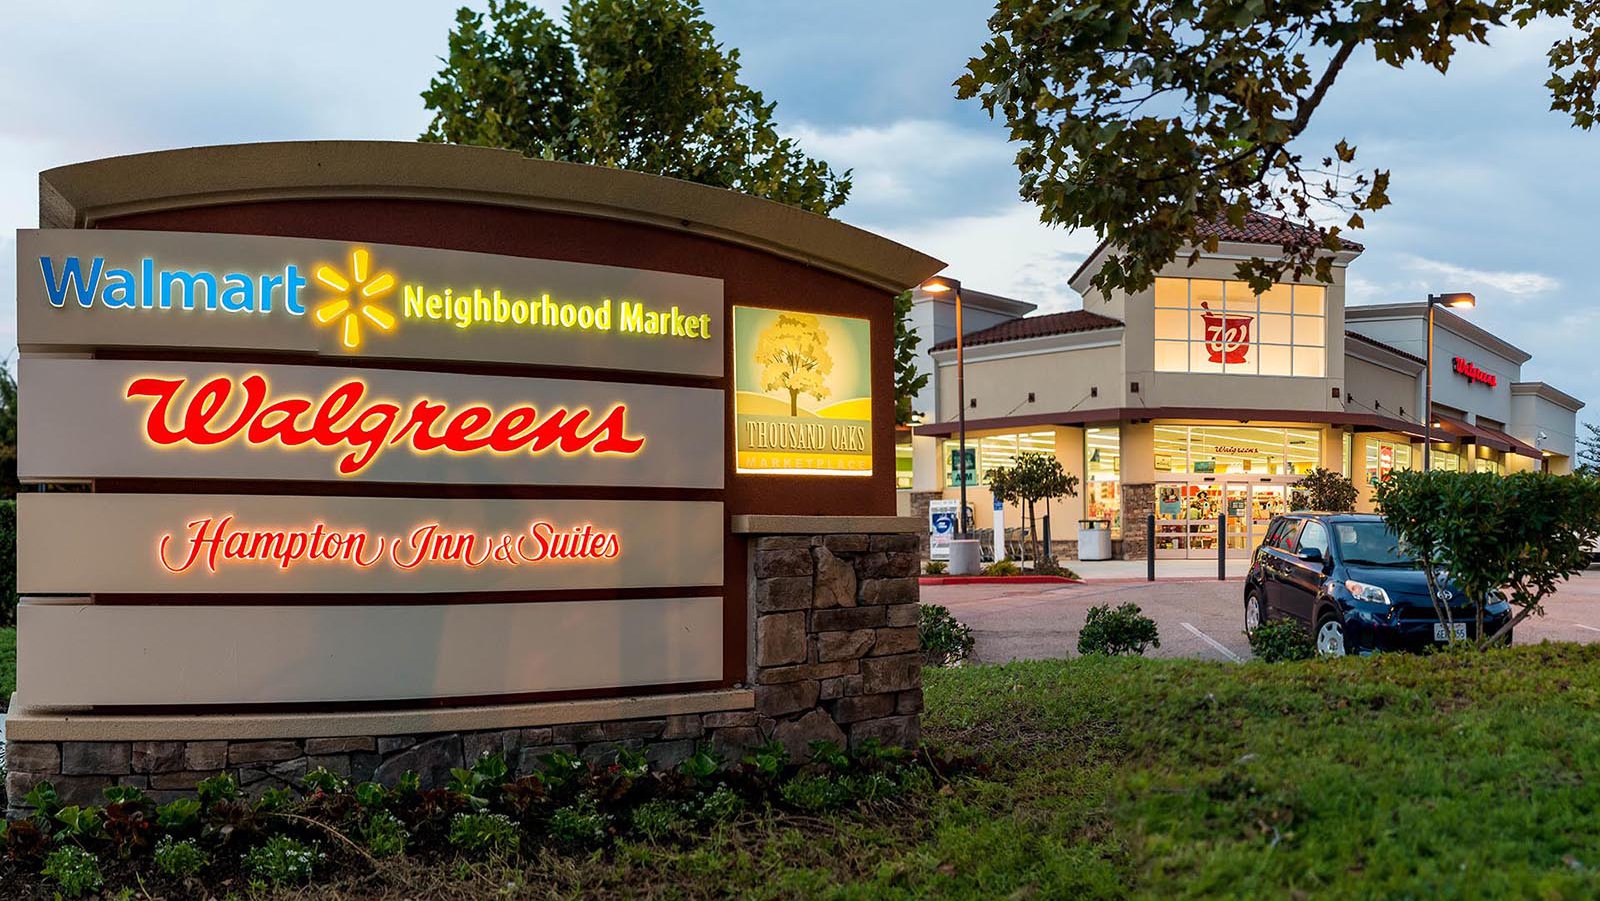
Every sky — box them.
[1,1,1595,423]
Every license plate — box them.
[1434,623,1468,642]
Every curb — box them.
[918,575,1082,586]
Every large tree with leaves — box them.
[421,0,850,215]
[1577,422,1600,474]
[956,1,1600,294]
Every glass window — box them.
[895,443,913,490]
[1085,427,1122,538]
[1154,426,1322,476]
[1153,277,1328,378]
[1475,456,1503,474]
[1431,449,1462,472]
[1297,521,1330,556]
[942,433,1057,487]
[1363,439,1413,485]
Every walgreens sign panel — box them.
[16,229,730,707]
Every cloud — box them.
[1402,255,1560,297]
[848,202,1100,311]
[790,118,1020,221]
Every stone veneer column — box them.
[749,531,924,756]
[1121,483,1156,560]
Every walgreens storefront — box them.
[909,215,1584,560]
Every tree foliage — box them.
[1294,466,1358,512]
[987,452,1080,562]
[0,362,15,499]
[956,1,1600,296]
[422,0,850,215]
[1577,422,1600,474]
[754,312,833,417]
[1375,470,1600,649]
[892,290,929,426]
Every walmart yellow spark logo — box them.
[312,249,396,350]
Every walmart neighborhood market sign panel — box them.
[18,229,722,375]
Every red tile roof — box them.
[931,310,1122,352]
[1195,212,1364,252]
[1070,212,1363,286]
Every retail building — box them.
[907,215,1585,560]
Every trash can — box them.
[1078,519,1112,561]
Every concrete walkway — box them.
[1068,557,1242,581]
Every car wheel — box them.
[1315,615,1347,657]
[1244,590,1265,635]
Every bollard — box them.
[1147,512,1156,582]
[1218,513,1227,581]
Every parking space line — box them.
[1575,624,1600,633]
[1181,622,1243,663]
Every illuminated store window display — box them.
[1084,426,1121,538]
[1154,278,1326,377]
[1363,439,1413,485]
[941,431,1055,487]
[1153,425,1321,476]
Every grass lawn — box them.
[0,625,13,704]
[256,645,1600,898]
[13,643,1600,897]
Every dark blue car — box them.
[1243,512,1513,656]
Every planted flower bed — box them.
[0,739,974,898]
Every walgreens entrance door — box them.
[1154,478,1301,559]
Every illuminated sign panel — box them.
[732,307,873,475]
[19,495,722,595]
[1453,356,1498,388]
[20,357,724,487]
[18,229,723,377]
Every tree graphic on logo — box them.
[754,312,833,416]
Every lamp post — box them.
[921,276,969,536]
[1423,292,1477,471]
[922,275,981,574]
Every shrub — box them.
[41,846,103,898]
[448,811,520,858]
[694,786,743,824]
[919,603,976,666]
[1295,467,1359,512]
[629,799,685,843]
[243,836,319,886]
[362,810,409,859]
[546,798,610,847]
[982,559,1023,577]
[779,775,852,812]
[1248,618,1315,662]
[1034,556,1079,579]
[924,559,948,575]
[153,836,208,878]
[1077,603,1160,656]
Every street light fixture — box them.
[1424,291,1477,471]
[920,275,970,540]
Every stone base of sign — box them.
[3,707,771,813]
[5,526,925,816]
[1121,483,1156,560]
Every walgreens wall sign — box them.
[1452,356,1498,388]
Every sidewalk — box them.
[1067,557,1245,581]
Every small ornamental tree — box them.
[986,452,1079,563]
[1294,467,1358,512]
[1375,470,1600,649]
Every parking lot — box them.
[925,569,1600,663]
